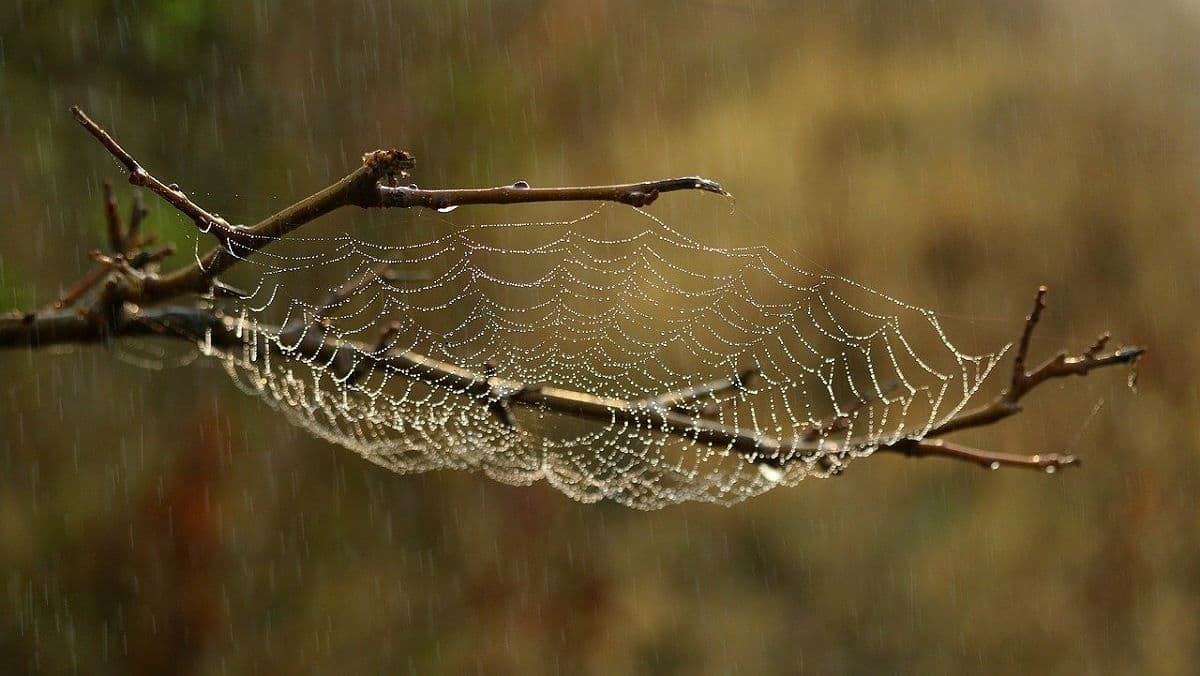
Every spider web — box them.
[201,203,1004,509]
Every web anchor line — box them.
[0,106,1146,508]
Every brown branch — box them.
[301,263,390,331]
[879,439,1079,471]
[51,263,109,310]
[0,306,812,457]
[102,180,126,253]
[378,177,727,210]
[797,380,899,443]
[1010,285,1047,392]
[127,191,147,245]
[70,108,726,304]
[71,107,238,243]
[0,106,1145,481]
[0,286,1141,474]
[640,366,760,412]
[128,244,176,269]
[926,287,1144,439]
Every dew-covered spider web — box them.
[201,203,1005,509]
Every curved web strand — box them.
[207,205,1004,508]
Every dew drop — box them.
[437,205,459,213]
[1044,465,1057,474]
[512,180,530,189]
[989,461,1000,471]
[758,464,783,483]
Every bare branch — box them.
[927,287,1144,439]
[879,439,1079,471]
[378,177,728,210]
[311,264,389,327]
[0,285,1142,474]
[127,191,148,245]
[0,306,819,458]
[641,366,760,412]
[127,244,176,269]
[51,264,109,310]
[71,107,237,243]
[1011,285,1046,392]
[0,107,1143,479]
[102,180,126,253]
[799,380,899,443]
[71,108,727,303]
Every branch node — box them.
[361,149,416,183]
[623,189,659,207]
[1086,333,1111,360]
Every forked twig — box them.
[69,108,725,303]
[925,287,1144,440]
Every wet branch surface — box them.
[0,107,1145,475]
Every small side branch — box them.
[641,366,759,412]
[879,439,1079,471]
[281,263,389,338]
[71,107,237,241]
[52,264,109,310]
[103,181,126,253]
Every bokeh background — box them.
[2,1,1197,673]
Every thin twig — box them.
[127,191,147,245]
[128,244,176,269]
[641,366,760,412]
[378,177,728,210]
[51,264,109,310]
[312,263,388,325]
[880,439,1079,471]
[70,107,237,243]
[1011,285,1046,393]
[799,380,899,443]
[103,180,125,253]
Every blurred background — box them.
[1,0,1197,673]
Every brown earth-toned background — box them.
[1,1,1196,673]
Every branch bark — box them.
[0,286,1142,472]
[70,107,726,303]
[0,107,1145,477]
